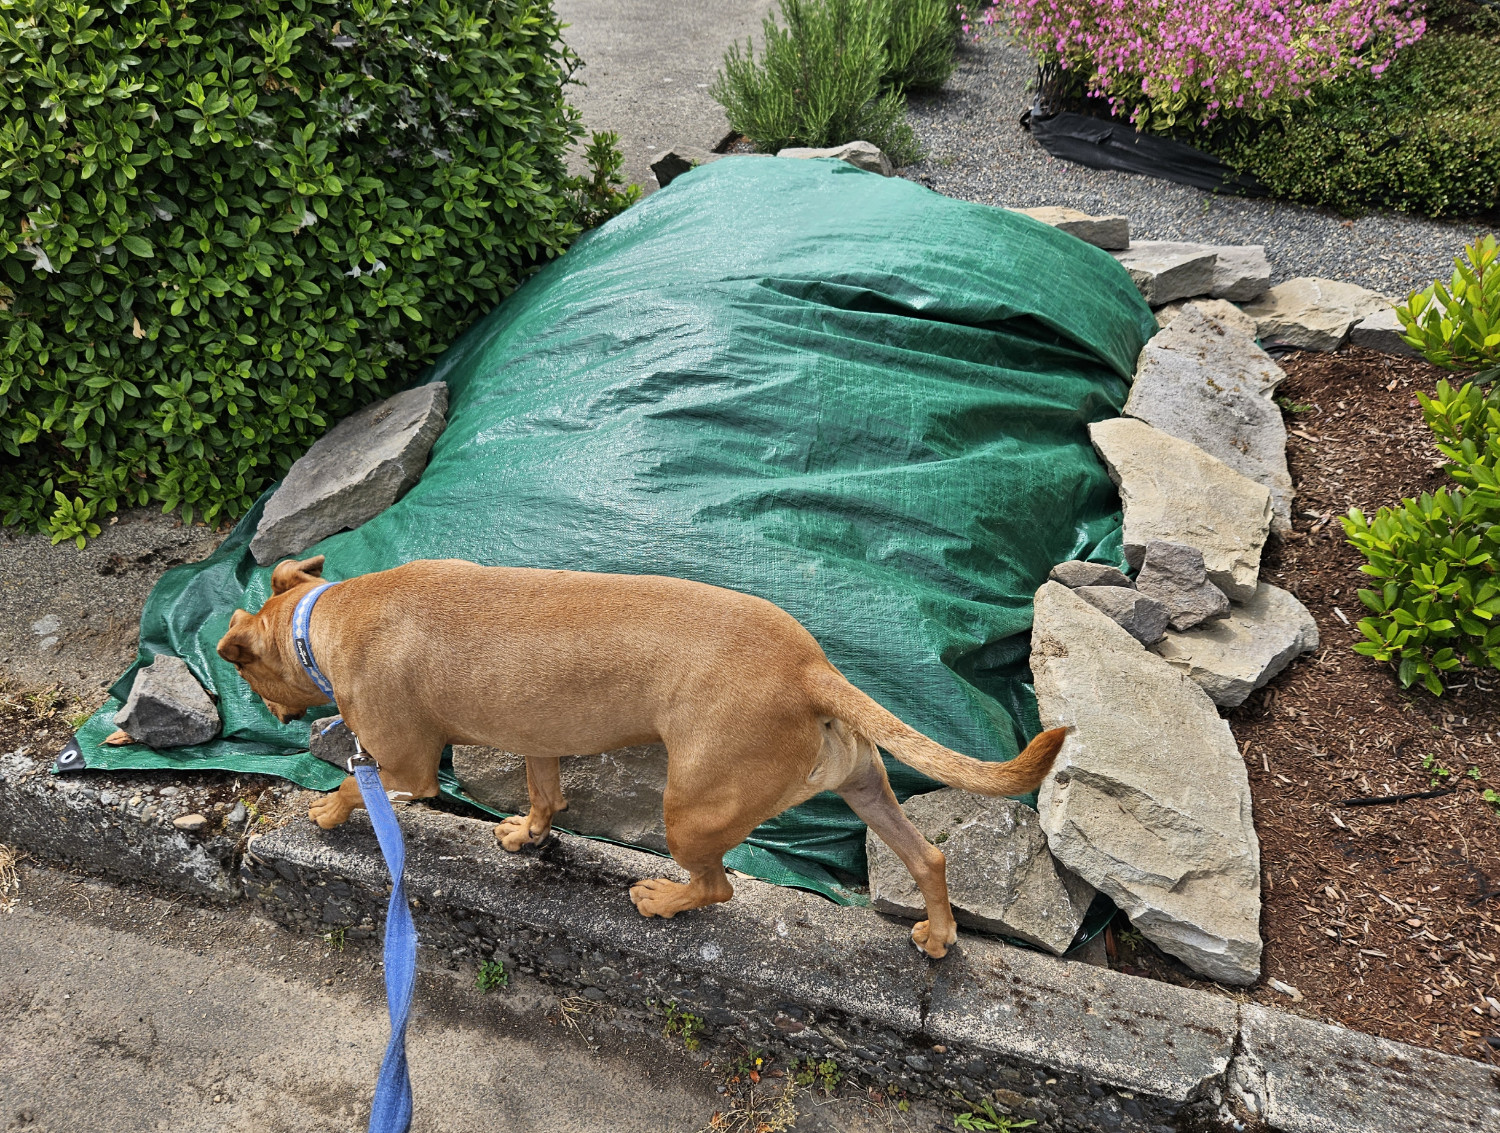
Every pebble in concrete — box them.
[1153,582,1319,708]
[1350,305,1421,359]
[1072,585,1169,646]
[1047,560,1133,589]
[173,813,209,834]
[454,743,671,853]
[1089,417,1272,602]
[776,140,893,176]
[113,654,219,748]
[1031,582,1263,985]
[650,145,723,188]
[1134,541,1230,632]
[251,382,449,566]
[1124,303,1293,535]
[1010,207,1129,250]
[1110,241,1217,306]
[1243,276,1390,351]
[866,788,1094,955]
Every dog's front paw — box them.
[629,877,688,919]
[494,815,547,853]
[309,793,354,830]
[911,919,957,959]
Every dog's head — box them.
[216,555,330,723]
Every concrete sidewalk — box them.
[557,0,774,192]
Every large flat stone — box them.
[1125,304,1293,534]
[1134,242,1270,303]
[113,654,219,748]
[251,382,449,565]
[776,140,893,175]
[1155,298,1259,339]
[1350,305,1422,359]
[1110,242,1218,306]
[1089,418,1272,602]
[1073,584,1169,645]
[452,744,670,853]
[1242,277,1390,351]
[1048,560,1133,589]
[1010,207,1129,250]
[1154,582,1319,707]
[1031,582,1262,985]
[866,789,1094,955]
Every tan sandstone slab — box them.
[1242,277,1388,351]
[1010,207,1130,250]
[1088,418,1272,602]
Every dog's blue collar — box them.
[291,581,338,703]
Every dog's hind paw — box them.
[911,919,957,959]
[494,815,548,852]
[629,877,688,919]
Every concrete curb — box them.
[244,802,1500,1133]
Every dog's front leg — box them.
[495,755,567,852]
[309,774,365,829]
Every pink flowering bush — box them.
[972,1,1427,128]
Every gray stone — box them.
[1153,297,1258,341]
[865,789,1094,955]
[1048,560,1134,589]
[113,654,219,748]
[1242,276,1390,351]
[453,743,670,852]
[1110,242,1217,306]
[1031,582,1263,985]
[309,715,358,768]
[251,382,449,565]
[776,140,893,176]
[1131,242,1270,303]
[650,145,723,188]
[1089,418,1272,603]
[1154,582,1319,707]
[1134,541,1229,632]
[1350,305,1421,359]
[1010,207,1129,250]
[1124,304,1293,535]
[1072,585,1169,646]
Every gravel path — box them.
[904,34,1497,298]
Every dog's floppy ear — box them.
[217,610,258,665]
[270,555,326,595]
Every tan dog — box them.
[217,556,1065,958]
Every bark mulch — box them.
[1109,346,1500,1065]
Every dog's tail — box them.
[804,666,1066,796]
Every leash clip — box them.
[346,730,377,774]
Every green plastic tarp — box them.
[72,156,1154,911]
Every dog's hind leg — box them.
[836,738,958,959]
[308,730,442,830]
[495,756,567,852]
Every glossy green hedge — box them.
[1212,33,1500,219]
[0,0,584,540]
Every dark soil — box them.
[1112,346,1500,1064]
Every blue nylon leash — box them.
[292,580,416,1133]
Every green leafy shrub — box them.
[1211,33,1500,219]
[0,0,585,535]
[712,0,956,165]
[1396,235,1500,380]
[571,130,642,230]
[1344,378,1500,694]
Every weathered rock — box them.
[1154,298,1258,340]
[1134,541,1230,632]
[1089,418,1272,602]
[453,744,670,852]
[650,145,724,188]
[1010,207,1129,250]
[1073,585,1169,646]
[251,382,449,566]
[1110,242,1217,306]
[1031,582,1262,985]
[776,140,894,176]
[1154,582,1319,707]
[866,788,1095,955]
[1124,305,1292,534]
[309,715,357,767]
[113,654,219,748]
[1131,243,1270,303]
[1350,305,1421,359]
[172,813,209,834]
[1242,277,1389,351]
[1048,560,1134,589]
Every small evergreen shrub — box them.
[712,0,958,165]
[1,0,586,537]
[1212,33,1500,219]
[1396,236,1500,378]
